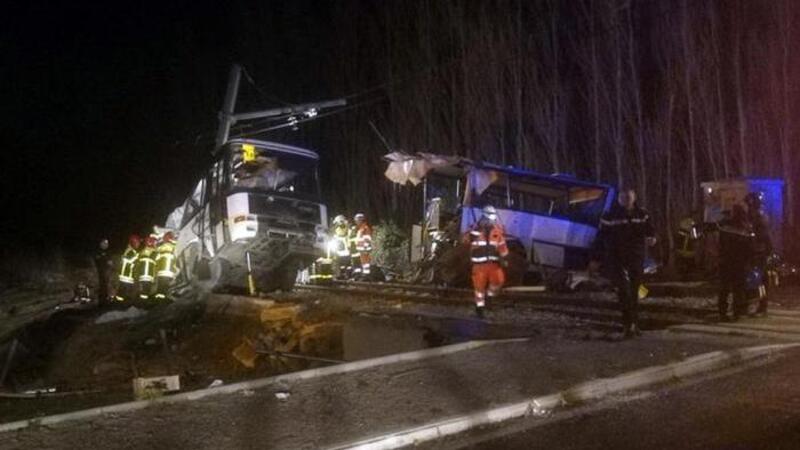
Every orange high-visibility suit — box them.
[354,221,373,276]
[463,223,508,307]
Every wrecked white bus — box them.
[167,139,328,293]
[385,153,616,284]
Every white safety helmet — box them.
[333,215,347,226]
[482,205,498,222]
[354,213,366,222]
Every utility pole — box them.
[214,64,347,154]
[215,64,243,150]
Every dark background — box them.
[2,0,338,255]
[2,0,798,267]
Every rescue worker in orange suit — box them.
[154,232,177,300]
[463,205,508,318]
[591,188,656,339]
[745,192,773,316]
[136,235,158,300]
[353,213,373,280]
[115,235,141,302]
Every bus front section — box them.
[221,139,327,292]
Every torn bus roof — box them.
[383,152,614,193]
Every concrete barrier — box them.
[327,343,799,450]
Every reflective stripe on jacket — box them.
[136,247,156,282]
[119,246,139,284]
[355,223,373,253]
[334,225,351,257]
[156,242,177,278]
[464,223,508,264]
[593,204,655,267]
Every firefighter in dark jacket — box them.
[591,188,656,338]
[717,205,755,321]
[94,238,113,306]
[745,192,772,316]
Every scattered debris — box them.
[132,375,181,400]
[23,387,57,395]
[95,306,146,324]
[232,338,258,369]
[275,391,290,401]
[207,379,224,389]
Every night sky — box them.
[4,0,798,262]
[3,1,335,254]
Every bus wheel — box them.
[191,256,229,293]
[208,257,229,291]
[278,262,298,292]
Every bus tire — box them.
[278,263,298,292]
[279,266,297,292]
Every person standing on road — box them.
[94,238,113,306]
[463,205,508,318]
[717,205,755,321]
[591,188,657,339]
[745,192,772,316]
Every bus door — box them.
[206,159,228,252]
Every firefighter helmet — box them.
[482,205,498,222]
[145,235,158,247]
[354,213,366,223]
[128,234,141,249]
[333,215,347,226]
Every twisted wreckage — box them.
[384,152,617,288]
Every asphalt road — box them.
[437,347,800,450]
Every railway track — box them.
[296,280,717,330]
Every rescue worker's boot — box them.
[351,254,362,280]
[138,281,153,301]
[360,252,372,281]
[474,292,486,319]
[154,276,174,300]
[115,281,135,303]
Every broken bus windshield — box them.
[228,146,319,199]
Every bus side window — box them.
[209,161,221,200]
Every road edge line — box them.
[0,338,525,433]
[327,343,800,450]
[669,324,800,341]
